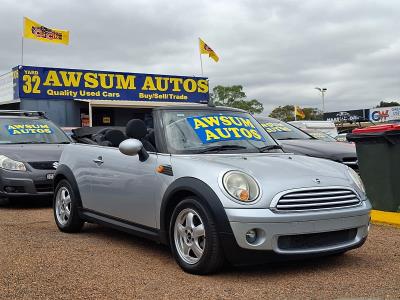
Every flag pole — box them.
[21,17,24,65]
[200,53,204,77]
[21,36,24,65]
[198,38,204,76]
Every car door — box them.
[84,145,158,228]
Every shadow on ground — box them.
[0,197,52,209]
[77,221,365,276]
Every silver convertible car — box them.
[53,105,371,274]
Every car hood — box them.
[278,139,357,161]
[171,153,357,209]
[0,144,66,162]
[189,153,348,180]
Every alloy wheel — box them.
[55,186,72,226]
[174,208,206,264]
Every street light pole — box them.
[315,87,327,112]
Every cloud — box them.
[1,0,399,113]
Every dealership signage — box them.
[369,106,400,122]
[13,65,209,103]
[323,109,368,122]
[187,115,265,144]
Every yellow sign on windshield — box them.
[260,123,292,133]
[187,115,265,144]
[6,124,53,135]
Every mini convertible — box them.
[53,105,371,274]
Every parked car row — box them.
[0,108,371,274]
[255,116,359,171]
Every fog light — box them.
[245,229,257,244]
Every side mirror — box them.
[119,139,149,161]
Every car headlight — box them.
[222,171,260,202]
[347,167,365,194]
[0,155,26,171]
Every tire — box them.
[169,197,224,275]
[53,179,84,233]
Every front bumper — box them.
[221,201,371,264]
[0,169,54,198]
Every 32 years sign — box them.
[14,65,209,103]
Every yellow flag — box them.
[23,17,69,45]
[295,106,306,119]
[199,38,219,62]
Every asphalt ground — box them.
[1,199,399,300]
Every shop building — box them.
[0,65,209,127]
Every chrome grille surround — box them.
[271,186,362,212]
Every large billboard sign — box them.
[323,109,368,122]
[369,106,400,123]
[14,65,209,103]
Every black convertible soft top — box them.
[72,126,126,138]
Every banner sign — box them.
[14,65,209,103]
[6,124,53,135]
[369,106,400,123]
[323,109,368,122]
[259,122,292,133]
[186,115,265,144]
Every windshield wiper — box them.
[257,145,283,152]
[197,145,247,153]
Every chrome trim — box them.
[278,194,355,203]
[343,161,358,166]
[277,199,360,209]
[270,186,362,212]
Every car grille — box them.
[274,187,361,211]
[277,228,358,251]
[28,161,57,170]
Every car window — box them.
[256,117,313,140]
[162,110,279,154]
[0,117,70,144]
[303,129,337,142]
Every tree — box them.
[377,101,399,107]
[269,105,295,121]
[210,85,264,114]
[269,105,323,121]
[302,108,324,120]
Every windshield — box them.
[303,129,337,142]
[0,117,70,144]
[256,117,313,140]
[162,110,279,154]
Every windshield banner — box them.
[260,122,292,133]
[187,115,265,144]
[14,65,209,103]
[6,124,54,135]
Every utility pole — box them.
[315,87,327,112]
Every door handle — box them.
[93,156,104,165]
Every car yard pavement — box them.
[1,200,399,300]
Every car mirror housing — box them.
[119,139,149,161]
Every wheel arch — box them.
[159,177,232,245]
[54,164,83,208]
